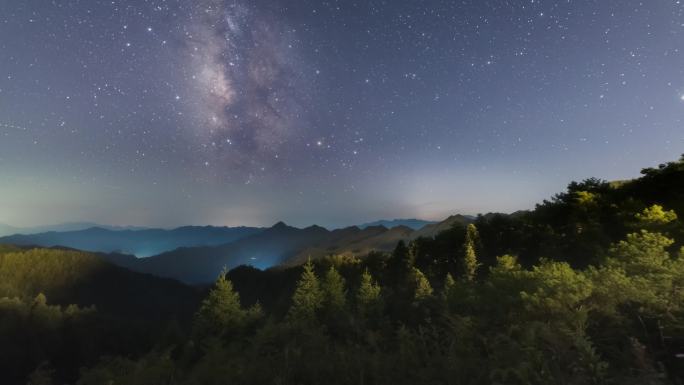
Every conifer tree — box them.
[322,266,347,312]
[288,260,323,324]
[388,240,413,287]
[193,272,245,339]
[412,268,433,300]
[357,269,382,321]
[462,224,481,282]
[443,273,457,302]
[357,269,381,308]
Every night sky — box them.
[1,0,683,228]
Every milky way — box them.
[184,0,309,168]
[0,0,683,228]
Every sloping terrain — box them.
[130,216,470,284]
[0,225,263,257]
[0,246,200,320]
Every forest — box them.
[2,155,684,385]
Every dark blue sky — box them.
[0,0,683,228]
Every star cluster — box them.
[0,0,683,227]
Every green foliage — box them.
[287,260,323,325]
[387,240,413,285]
[356,269,382,320]
[193,273,246,341]
[575,190,598,205]
[71,223,684,385]
[411,267,433,301]
[521,260,593,329]
[0,293,98,385]
[0,247,198,321]
[462,224,481,281]
[636,204,677,225]
[443,273,456,302]
[321,266,347,312]
[608,230,674,275]
[8,155,684,385]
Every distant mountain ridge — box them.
[0,215,477,284]
[0,225,263,257]
[0,222,150,237]
[357,219,438,230]
[110,216,473,284]
[409,214,473,239]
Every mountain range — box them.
[0,222,150,237]
[114,215,473,284]
[0,217,473,284]
[356,219,438,230]
[0,226,263,257]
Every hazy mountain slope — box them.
[410,214,473,239]
[357,219,437,230]
[0,224,20,237]
[284,225,415,265]
[134,222,332,284]
[0,225,263,257]
[106,216,477,283]
[0,246,200,321]
[0,222,150,237]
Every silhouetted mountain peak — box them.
[303,224,328,233]
[331,226,361,235]
[362,225,389,232]
[358,218,437,230]
[271,221,289,229]
[389,225,414,233]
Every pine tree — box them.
[388,240,413,286]
[357,269,381,307]
[462,224,481,282]
[412,268,433,300]
[193,272,245,339]
[288,260,323,324]
[357,269,382,319]
[322,266,347,312]
[443,273,457,301]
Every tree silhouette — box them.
[462,224,481,281]
[287,260,323,325]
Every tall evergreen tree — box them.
[462,224,481,282]
[193,272,245,340]
[412,268,433,300]
[443,273,457,303]
[288,260,323,325]
[356,269,382,321]
[387,240,413,286]
[322,266,347,312]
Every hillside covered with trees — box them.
[0,246,200,384]
[2,155,684,384]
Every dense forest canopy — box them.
[2,155,684,384]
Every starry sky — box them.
[1,0,683,228]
